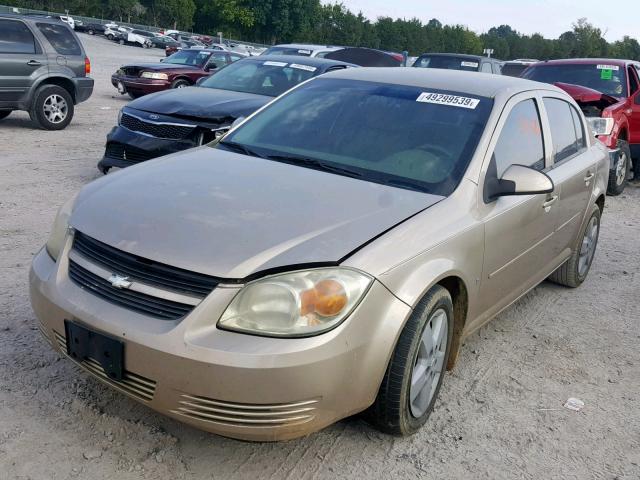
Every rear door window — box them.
[480,62,492,73]
[628,66,639,95]
[493,99,545,176]
[543,98,580,163]
[0,19,36,54]
[36,23,81,56]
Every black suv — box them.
[0,14,94,130]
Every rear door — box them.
[540,95,597,254]
[34,22,85,78]
[0,18,48,106]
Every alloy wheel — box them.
[43,94,68,124]
[409,308,448,417]
[578,216,598,277]
[616,152,627,186]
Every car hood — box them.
[128,86,272,120]
[554,82,621,106]
[123,62,200,72]
[71,148,441,279]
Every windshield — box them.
[165,49,210,66]
[262,46,313,56]
[414,55,480,72]
[522,63,628,97]
[199,59,319,97]
[219,78,493,195]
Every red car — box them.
[523,58,640,194]
[111,49,245,99]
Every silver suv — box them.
[0,14,93,129]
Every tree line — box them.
[5,0,640,60]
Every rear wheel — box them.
[119,38,125,45]
[29,85,74,130]
[607,140,630,195]
[548,204,601,288]
[171,78,190,89]
[0,110,11,120]
[367,286,453,435]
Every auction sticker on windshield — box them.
[416,92,480,109]
[264,61,288,67]
[461,61,479,68]
[596,64,620,70]
[290,64,317,72]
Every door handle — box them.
[26,60,41,66]
[584,171,595,186]
[542,195,558,211]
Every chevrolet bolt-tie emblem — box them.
[108,274,132,289]
[149,114,159,120]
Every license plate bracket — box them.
[64,320,124,381]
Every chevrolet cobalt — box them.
[31,69,608,441]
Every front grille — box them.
[170,394,318,428]
[69,260,194,320]
[54,331,156,401]
[73,231,218,297]
[104,143,155,164]
[121,112,195,139]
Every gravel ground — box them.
[1,34,639,480]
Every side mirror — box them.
[231,116,245,129]
[196,76,206,86]
[485,164,554,201]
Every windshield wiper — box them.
[265,154,364,179]
[218,140,265,158]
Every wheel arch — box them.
[172,75,193,85]
[33,76,76,103]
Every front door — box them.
[476,96,560,322]
[0,18,48,106]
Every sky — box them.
[329,0,637,41]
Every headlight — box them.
[218,268,373,337]
[45,194,77,261]
[140,71,169,80]
[586,117,614,136]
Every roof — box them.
[248,54,354,68]
[533,58,639,67]
[0,13,63,24]
[320,67,561,98]
[416,52,502,63]
[268,44,343,51]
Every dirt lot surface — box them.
[1,33,639,480]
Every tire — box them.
[107,34,114,41]
[607,139,630,195]
[29,85,74,130]
[128,91,143,100]
[367,285,453,436]
[548,204,601,288]
[119,38,125,45]
[171,78,190,89]
[88,29,94,35]
[0,110,11,120]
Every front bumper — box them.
[98,125,200,171]
[29,241,411,441]
[111,74,171,96]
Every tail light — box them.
[85,57,91,75]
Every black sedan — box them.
[98,56,354,173]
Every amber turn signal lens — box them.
[300,279,348,317]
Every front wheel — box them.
[87,29,94,35]
[548,204,601,288]
[0,110,11,120]
[367,285,453,435]
[607,140,630,195]
[171,79,190,89]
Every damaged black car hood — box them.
[127,86,272,120]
